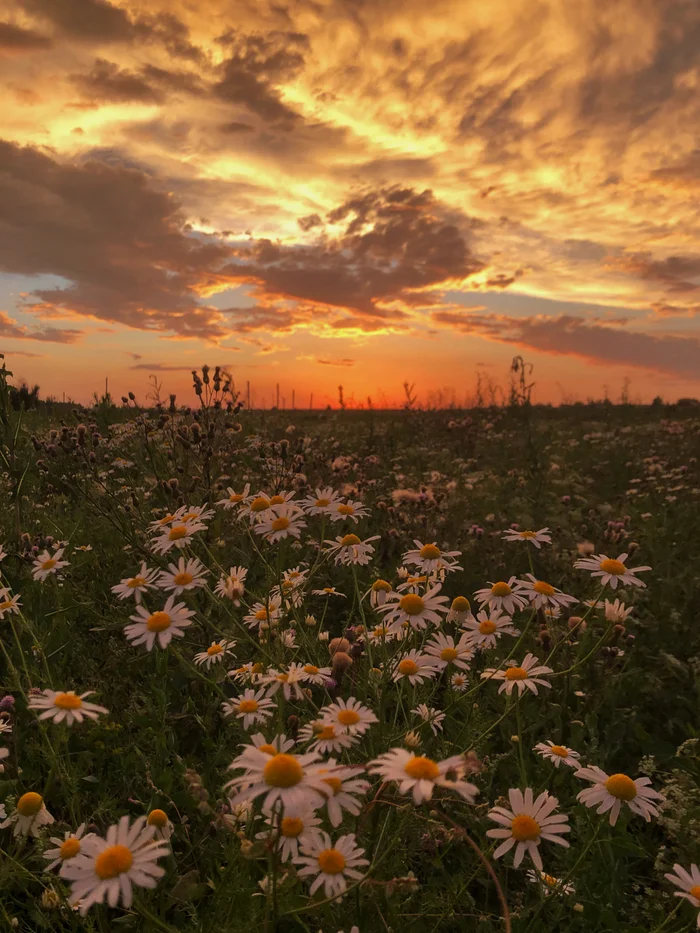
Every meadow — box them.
[1,364,700,933]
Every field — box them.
[1,369,700,933]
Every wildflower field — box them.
[2,367,700,933]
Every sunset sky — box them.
[2,0,700,407]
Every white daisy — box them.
[411,704,445,736]
[391,649,440,685]
[302,487,342,516]
[378,584,450,634]
[603,598,635,622]
[329,500,371,524]
[298,722,356,755]
[298,663,332,686]
[124,596,195,650]
[146,809,173,841]
[502,527,552,548]
[402,540,463,575]
[369,579,393,608]
[324,533,380,566]
[63,815,170,915]
[44,823,92,874]
[0,589,21,619]
[225,745,329,814]
[157,556,209,595]
[312,586,347,598]
[573,553,651,589]
[216,483,251,510]
[174,505,215,525]
[575,766,663,825]
[0,792,54,837]
[255,504,307,543]
[664,863,700,926]
[447,596,474,624]
[481,654,553,697]
[150,521,206,555]
[462,609,520,650]
[487,788,570,870]
[256,808,323,861]
[319,697,378,736]
[32,548,69,582]
[214,566,248,604]
[261,664,308,701]
[243,595,282,632]
[533,741,581,769]
[516,575,578,611]
[294,832,369,898]
[526,870,575,896]
[194,639,236,668]
[222,688,277,729]
[474,577,528,615]
[148,511,181,530]
[28,690,108,726]
[424,632,474,671]
[451,672,469,692]
[111,562,157,604]
[368,749,478,805]
[314,761,370,827]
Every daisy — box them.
[44,824,92,875]
[517,575,578,611]
[324,534,380,566]
[295,832,369,898]
[573,552,651,589]
[575,766,663,825]
[462,610,519,650]
[447,596,474,624]
[150,521,206,555]
[319,697,379,735]
[298,722,356,755]
[314,761,370,827]
[378,584,450,634]
[368,749,478,805]
[369,579,393,608]
[261,665,308,701]
[255,504,307,543]
[298,663,332,685]
[664,863,700,926]
[240,494,273,523]
[329,500,371,524]
[0,792,54,837]
[28,690,108,726]
[124,595,195,650]
[194,639,236,668]
[474,577,528,615]
[225,745,329,814]
[395,573,429,594]
[411,704,445,735]
[0,589,22,619]
[534,741,581,769]
[481,655,553,697]
[302,487,342,516]
[228,662,264,685]
[424,632,474,671]
[111,562,157,604]
[249,732,296,755]
[256,808,323,861]
[526,870,575,896]
[402,540,463,575]
[243,595,282,632]
[487,788,570,870]
[148,511,181,530]
[157,556,209,595]
[451,672,469,692]
[222,688,276,729]
[174,504,215,525]
[63,815,170,915]
[391,649,440,685]
[215,566,248,604]
[217,484,251,510]
[502,527,552,548]
[32,548,69,582]
[604,598,634,622]
[146,809,173,841]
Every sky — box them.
[2,0,700,407]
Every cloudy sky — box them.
[2,0,700,406]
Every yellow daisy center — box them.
[158,514,176,525]
[280,816,304,837]
[690,885,700,900]
[60,838,81,859]
[398,658,419,676]
[17,792,43,817]
[304,665,319,675]
[440,647,458,662]
[317,849,346,874]
[168,525,188,541]
[147,611,172,632]
[520,531,537,539]
[173,571,194,586]
[276,673,289,683]
[95,844,133,880]
[54,693,83,710]
[479,620,497,635]
[491,582,512,597]
[550,745,569,757]
[419,544,441,559]
[207,644,223,656]
[451,596,471,612]
[252,662,263,674]
[543,873,558,887]
[511,814,541,841]
[404,756,440,780]
[399,594,425,616]
[337,709,361,726]
[504,666,528,681]
[269,495,285,505]
[250,497,271,512]
[180,511,199,522]
[315,497,330,507]
[229,493,244,502]
[0,599,13,611]
[372,579,391,592]
[147,809,168,828]
[599,558,626,575]
[42,559,57,570]
[533,581,555,596]
[127,576,146,588]
[340,534,361,546]
[255,608,270,621]
[322,776,343,795]
[604,773,637,800]
[317,725,337,740]
[257,744,276,755]
[271,516,290,532]
[263,753,303,788]
[337,504,354,515]
[239,699,258,713]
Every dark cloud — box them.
[316,358,355,366]
[606,251,700,294]
[0,310,82,343]
[128,362,195,371]
[219,121,256,134]
[18,0,135,41]
[71,59,204,103]
[0,21,52,51]
[651,300,700,316]
[486,270,525,289]
[432,310,700,378]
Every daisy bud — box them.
[404,730,421,748]
[329,637,351,656]
[628,541,639,554]
[511,735,519,743]
[305,614,317,626]
[573,904,584,913]
[41,888,60,910]
[318,631,329,642]
[568,616,585,632]
[331,651,353,677]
